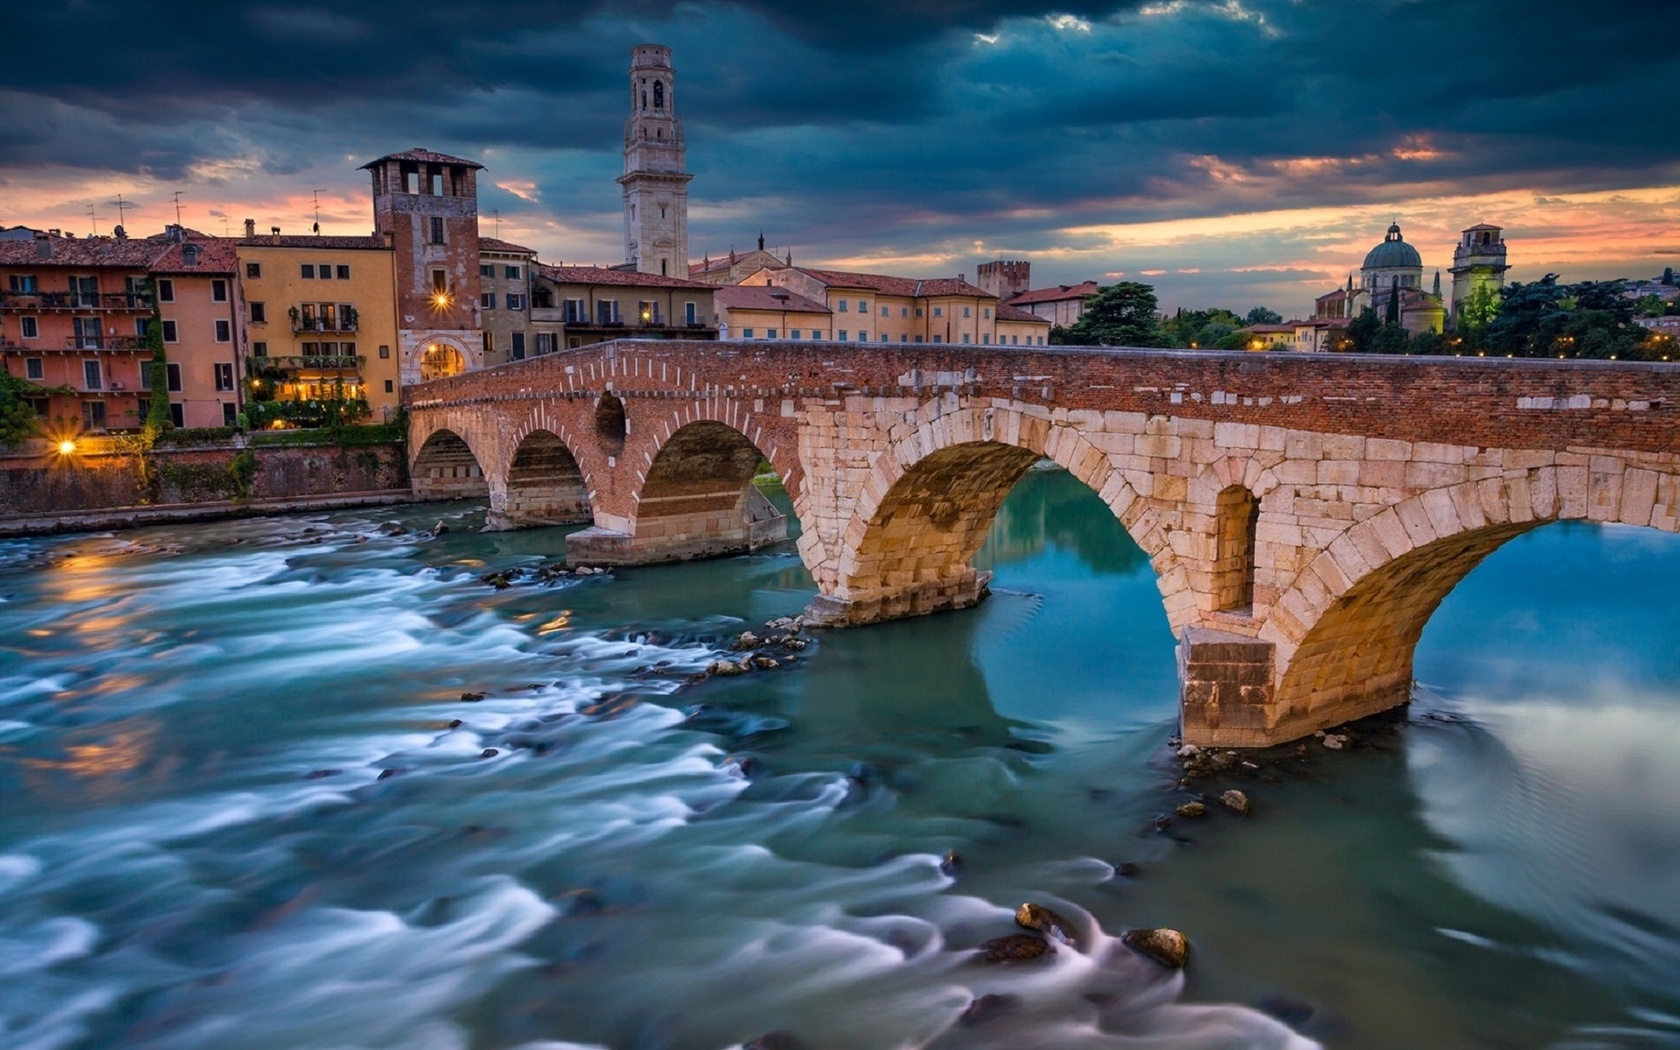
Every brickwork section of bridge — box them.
[405,341,1680,747]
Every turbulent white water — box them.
[1,484,1677,1049]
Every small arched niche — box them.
[1213,484,1260,613]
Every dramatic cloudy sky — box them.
[4,0,1678,315]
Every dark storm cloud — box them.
[3,0,1677,266]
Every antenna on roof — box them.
[312,190,323,235]
[171,191,184,225]
[86,205,102,238]
[221,216,230,237]
[111,192,131,229]
[492,207,501,239]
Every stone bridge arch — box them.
[411,424,491,501]
[1225,455,1680,744]
[566,399,802,566]
[494,424,593,530]
[804,397,1169,626]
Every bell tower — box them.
[619,44,692,278]
[1449,223,1510,322]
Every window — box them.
[337,265,350,280]
[982,334,990,345]
[301,264,315,279]
[246,262,261,279]
[791,329,802,339]
[340,342,356,358]
[962,334,971,344]
[914,335,924,343]
[9,275,38,293]
[511,332,526,360]
[135,318,150,338]
[250,302,266,323]
[481,292,497,309]
[157,278,175,302]
[429,217,445,244]
[162,320,179,343]
[900,334,908,343]
[26,396,47,417]
[20,317,37,339]
[384,380,394,393]
[837,300,848,312]
[858,300,867,313]
[684,301,698,325]
[564,299,587,323]
[506,293,525,311]
[169,403,184,428]
[901,307,909,317]
[70,276,98,308]
[480,264,494,278]
[742,327,754,339]
[318,266,333,281]
[25,358,43,379]
[881,306,888,317]
[838,330,847,341]
[858,331,869,342]
[213,363,234,392]
[963,306,971,318]
[812,330,824,339]
[933,334,943,343]
[73,317,100,349]
[637,300,659,325]
[83,360,102,390]
[215,319,231,342]
[82,401,106,429]
[222,403,238,427]
[211,279,228,302]
[536,333,557,354]
[431,270,447,295]
[915,307,923,317]
[252,341,268,357]
[505,265,521,279]
[483,331,495,354]
[983,308,992,318]
[933,306,943,317]
[379,345,390,359]
[165,363,183,392]
[597,299,620,325]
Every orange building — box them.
[0,231,158,435]
[148,231,246,427]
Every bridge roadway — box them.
[405,340,1680,747]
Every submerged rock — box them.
[1122,927,1189,969]
[1220,789,1252,815]
[751,655,781,670]
[707,660,747,677]
[730,631,761,651]
[1175,801,1207,818]
[1016,902,1079,948]
[977,933,1054,964]
[744,1033,809,1050]
[939,850,963,877]
[433,521,450,535]
[958,993,1021,1026]
[1322,734,1348,751]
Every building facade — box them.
[478,237,537,366]
[714,284,831,340]
[530,266,716,350]
[234,233,402,423]
[620,44,692,278]
[976,260,1032,301]
[148,230,245,428]
[738,266,1050,346]
[363,148,485,384]
[1448,223,1510,322]
[1005,281,1101,328]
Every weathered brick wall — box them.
[0,442,407,517]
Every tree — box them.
[1370,322,1410,355]
[1244,306,1283,325]
[1345,307,1381,353]
[1455,283,1499,349]
[0,369,44,446]
[1057,282,1165,347]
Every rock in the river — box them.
[1113,862,1140,878]
[751,655,780,670]
[433,521,450,535]
[939,850,963,877]
[1175,800,1207,818]
[379,521,408,536]
[977,933,1054,964]
[730,631,761,651]
[480,748,499,759]
[780,637,809,651]
[1322,734,1348,751]
[461,691,486,702]
[1121,927,1189,969]
[1015,902,1079,947]
[958,993,1020,1026]
[706,660,747,677]
[1219,789,1251,815]
[744,1033,809,1050]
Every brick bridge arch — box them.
[406,340,1680,747]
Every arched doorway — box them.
[420,343,466,382]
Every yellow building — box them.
[713,284,830,339]
[234,232,402,424]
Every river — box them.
[1,467,1677,1049]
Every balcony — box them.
[290,318,360,334]
[249,354,365,377]
[63,336,148,351]
[0,291,153,312]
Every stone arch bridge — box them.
[405,341,1680,747]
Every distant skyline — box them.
[4,1,1678,318]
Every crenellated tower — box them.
[619,44,692,278]
[1449,223,1510,322]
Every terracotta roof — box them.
[996,303,1052,324]
[538,265,713,290]
[150,238,240,274]
[1462,223,1502,232]
[0,235,161,269]
[791,267,996,300]
[236,235,391,250]
[1006,281,1101,306]
[479,237,536,255]
[1238,323,1296,334]
[1315,287,1354,302]
[715,284,830,314]
[360,148,483,170]
[690,248,785,276]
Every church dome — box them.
[1363,223,1422,270]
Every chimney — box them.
[33,231,52,259]
[244,218,256,238]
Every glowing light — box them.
[430,292,452,309]
[57,440,77,455]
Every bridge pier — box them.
[565,487,788,566]
[803,567,993,627]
